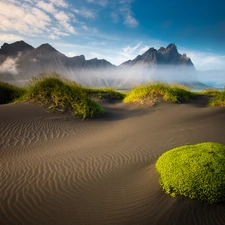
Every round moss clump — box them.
[156,142,225,204]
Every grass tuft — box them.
[156,142,225,204]
[20,72,104,119]
[0,81,26,104]
[123,82,196,104]
[84,87,126,100]
[208,92,225,106]
[200,89,222,97]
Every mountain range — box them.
[0,40,207,88]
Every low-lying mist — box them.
[65,65,200,88]
[0,64,210,89]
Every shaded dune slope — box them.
[1,98,225,225]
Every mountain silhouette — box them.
[0,41,207,88]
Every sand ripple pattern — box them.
[1,101,225,225]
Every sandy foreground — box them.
[1,96,225,225]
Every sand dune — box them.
[1,98,225,225]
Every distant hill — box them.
[0,41,208,88]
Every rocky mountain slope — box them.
[120,43,194,67]
[0,41,207,88]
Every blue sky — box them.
[0,0,225,72]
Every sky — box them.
[0,0,225,75]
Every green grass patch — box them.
[123,82,196,104]
[0,81,26,104]
[199,88,225,106]
[18,72,104,119]
[84,87,126,100]
[200,89,222,97]
[156,142,225,203]
[208,91,225,106]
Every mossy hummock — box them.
[156,142,225,203]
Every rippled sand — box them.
[1,98,225,225]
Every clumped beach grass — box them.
[123,82,196,104]
[3,72,126,119]
[2,73,225,116]
[156,142,225,204]
[200,88,225,106]
[200,88,222,97]
[20,72,104,119]
[84,87,126,101]
[208,92,225,106]
[0,81,26,104]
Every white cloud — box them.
[0,1,51,35]
[50,0,68,8]
[120,42,142,58]
[0,34,24,42]
[81,25,89,31]
[54,10,70,21]
[36,1,56,14]
[184,50,225,71]
[111,1,138,28]
[139,46,150,55]
[74,8,96,19]
[65,52,77,57]
[0,57,19,75]
[0,0,77,40]
[0,2,25,20]
[124,13,138,27]
[86,0,108,7]
[54,11,76,34]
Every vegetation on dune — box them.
[123,82,196,104]
[20,72,104,119]
[200,88,222,97]
[200,88,225,106]
[2,71,225,115]
[84,87,126,101]
[0,81,26,104]
[156,142,225,204]
[208,92,225,106]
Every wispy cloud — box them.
[183,49,225,70]
[139,46,150,55]
[0,34,25,42]
[0,0,76,42]
[120,42,142,58]
[36,1,57,14]
[111,0,138,28]
[0,57,19,75]
[49,0,68,8]
[124,13,138,27]
[74,8,97,19]
[86,0,109,7]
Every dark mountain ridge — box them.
[120,43,194,68]
[0,41,208,88]
[0,40,34,58]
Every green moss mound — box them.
[0,81,26,104]
[123,83,196,104]
[156,142,225,203]
[23,73,104,119]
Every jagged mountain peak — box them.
[166,43,177,50]
[158,47,166,53]
[0,40,34,57]
[120,43,194,67]
[35,43,60,54]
